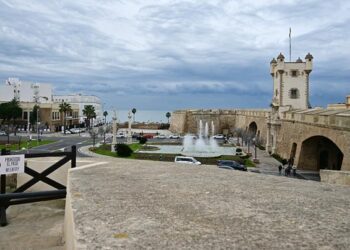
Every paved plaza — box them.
[67,157,350,249]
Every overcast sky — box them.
[0,0,349,110]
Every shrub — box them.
[138,137,148,144]
[257,144,265,150]
[271,153,287,164]
[115,143,133,157]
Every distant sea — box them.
[106,110,170,123]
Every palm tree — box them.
[131,108,136,122]
[103,111,108,124]
[59,102,72,134]
[166,112,171,123]
[83,105,96,129]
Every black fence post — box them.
[71,145,76,168]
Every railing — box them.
[0,146,76,226]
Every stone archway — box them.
[248,122,258,136]
[298,136,343,171]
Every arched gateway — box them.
[248,122,258,136]
[298,136,343,171]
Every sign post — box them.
[0,155,25,175]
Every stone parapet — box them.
[320,170,350,186]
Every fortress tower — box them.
[270,52,313,112]
[267,52,313,153]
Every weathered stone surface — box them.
[321,170,350,186]
[66,158,350,249]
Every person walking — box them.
[278,165,282,175]
[292,165,297,177]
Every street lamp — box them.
[34,96,48,144]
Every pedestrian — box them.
[278,165,282,175]
[292,165,297,177]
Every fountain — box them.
[182,120,223,157]
[137,119,235,157]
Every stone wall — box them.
[170,109,269,142]
[275,119,350,171]
[320,170,350,186]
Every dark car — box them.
[217,160,247,171]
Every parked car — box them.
[217,160,247,171]
[168,134,180,139]
[70,128,83,134]
[175,156,201,165]
[235,148,243,156]
[213,134,225,139]
[61,130,71,134]
[154,134,167,139]
[0,130,7,136]
[143,134,154,139]
[116,133,125,138]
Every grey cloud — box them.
[0,0,349,110]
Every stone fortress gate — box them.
[170,53,350,172]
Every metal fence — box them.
[0,145,76,226]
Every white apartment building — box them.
[53,94,103,124]
[0,78,52,103]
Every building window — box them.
[291,70,298,77]
[290,88,299,99]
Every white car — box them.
[116,133,125,138]
[61,130,71,134]
[213,134,225,139]
[154,134,167,139]
[168,134,180,139]
[174,156,201,165]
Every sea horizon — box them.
[105,110,170,123]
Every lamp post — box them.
[111,111,117,152]
[34,96,48,144]
[252,137,260,163]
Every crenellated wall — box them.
[170,107,350,171]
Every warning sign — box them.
[0,155,25,175]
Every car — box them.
[154,134,167,139]
[168,134,180,139]
[69,128,81,134]
[61,130,71,134]
[0,130,7,136]
[213,134,225,139]
[116,133,125,138]
[217,160,247,171]
[143,134,154,139]
[175,156,201,165]
[235,148,243,156]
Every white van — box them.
[174,156,201,165]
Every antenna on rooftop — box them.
[289,27,292,62]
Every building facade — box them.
[52,94,102,125]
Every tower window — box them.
[291,70,298,77]
[290,88,299,99]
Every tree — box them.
[59,102,72,134]
[166,112,171,123]
[29,105,39,131]
[103,111,108,124]
[132,108,136,122]
[83,105,96,129]
[0,99,22,143]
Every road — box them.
[0,134,93,157]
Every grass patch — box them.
[92,143,256,167]
[0,140,55,151]
[91,143,141,159]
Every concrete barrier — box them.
[320,170,350,186]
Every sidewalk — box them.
[240,145,320,181]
